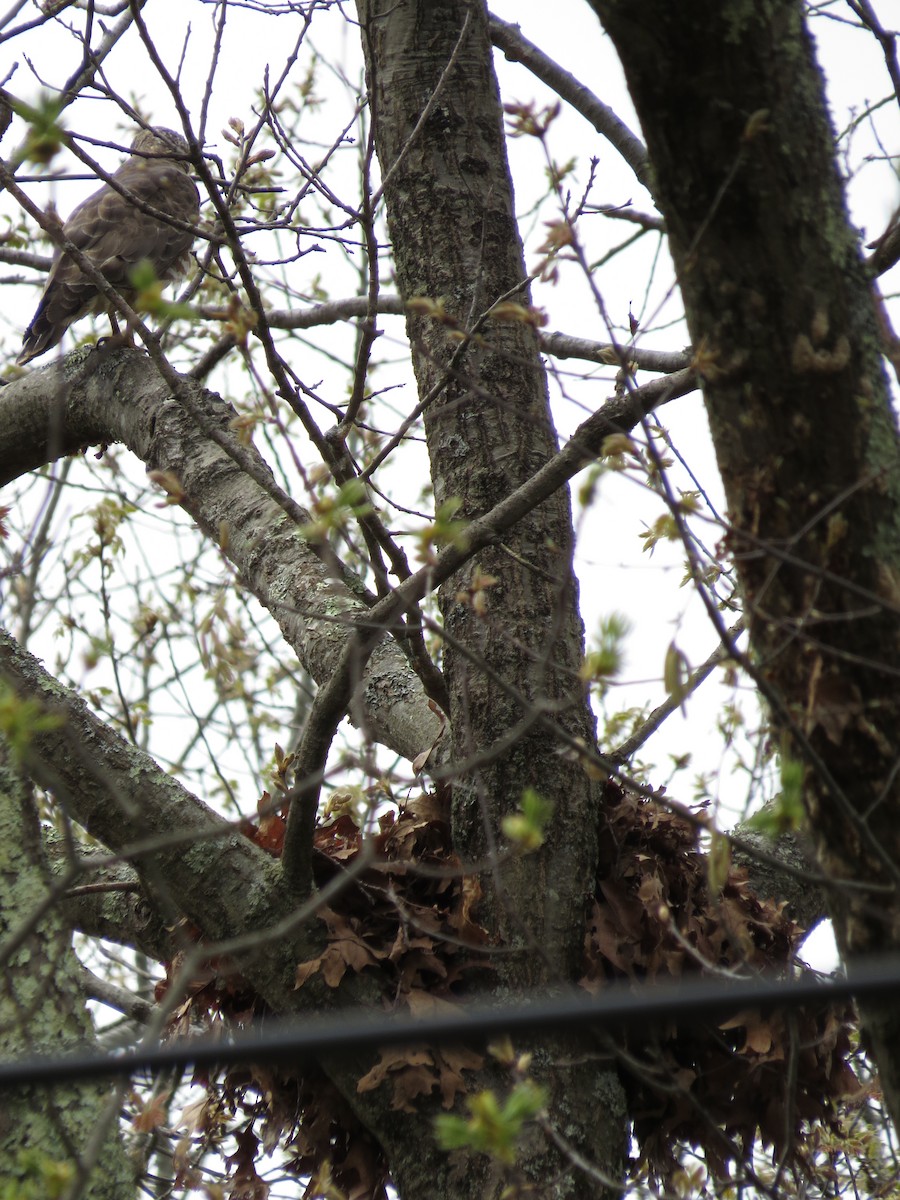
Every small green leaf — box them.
[663,641,690,712]
[435,1080,547,1165]
[501,788,553,853]
[639,514,678,555]
[580,611,631,694]
[10,94,65,166]
[129,258,160,293]
[301,477,374,542]
[746,740,806,835]
[415,497,469,562]
[0,683,64,760]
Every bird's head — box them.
[130,127,192,169]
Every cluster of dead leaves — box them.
[156,793,489,1198]
[586,782,796,987]
[292,795,491,1120]
[158,780,861,1197]
[591,781,861,1187]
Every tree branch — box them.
[44,830,173,962]
[0,626,318,1012]
[79,964,155,1025]
[488,14,653,194]
[0,351,444,764]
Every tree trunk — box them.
[0,757,136,1197]
[590,0,900,1130]
[354,0,626,1194]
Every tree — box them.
[0,0,898,1197]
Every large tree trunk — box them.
[354,1,626,1195]
[0,757,136,1197]
[358,0,597,982]
[590,0,900,1130]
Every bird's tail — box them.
[17,301,55,365]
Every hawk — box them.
[18,127,200,364]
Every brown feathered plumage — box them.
[18,127,200,365]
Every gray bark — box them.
[0,351,443,764]
[355,1,626,1195]
[0,757,136,1198]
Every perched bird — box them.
[18,127,200,364]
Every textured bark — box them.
[355,2,625,1195]
[45,831,174,963]
[0,628,319,1013]
[590,0,900,1131]
[0,350,443,764]
[732,822,825,934]
[0,757,137,1195]
[358,0,598,984]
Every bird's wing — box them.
[67,157,199,286]
[18,155,199,363]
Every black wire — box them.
[1,957,892,1090]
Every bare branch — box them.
[488,14,653,194]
